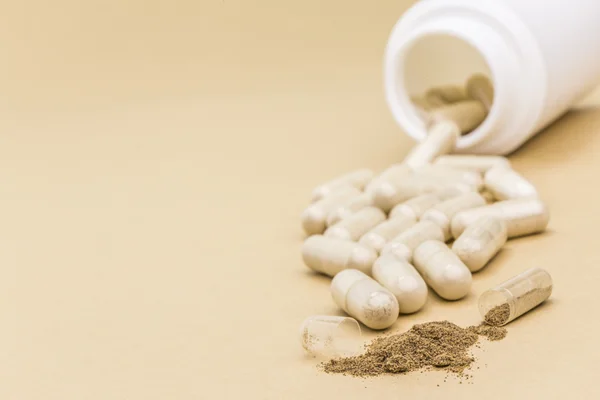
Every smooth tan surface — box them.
[5,0,600,398]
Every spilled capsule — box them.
[389,193,442,220]
[433,155,510,173]
[326,193,374,227]
[372,253,428,314]
[451,198,550,239]
[331,269,399,330]
[404,120,460,170]
[484,166,538,200]
[452,217,507,272]
[381,220,445,262]
[302,235,377,277]
[325,207,386,241]
[359,214,416,253]
[421,192,487,241]
[413,240,472,301]
[301,187,361,235]
[311,169,373,202]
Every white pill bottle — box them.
[384,0,600,154]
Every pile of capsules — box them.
[300,76,550,334]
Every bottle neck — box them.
[384,0,547,155]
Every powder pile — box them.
[484,304,510,326]
[323,320,506,377]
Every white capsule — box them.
[301,187,362,235]
[311,169,374,202]
[389,193,442,220]
[331,269,399,330]
[421,192,487,241]
[430,100,487,134]
[326,193,373,227]
[434,182,478,200]
[301,235,377,277]
[372,253,428,314]
[452,217,507,272]
[451,198,550,239]
[404,120,460,170]
[466,74,494,111]
[365,164,411,195]
[359,215,417,253]
[413,240,472,300]
[425,85,468,106]
[382,220,445,261]
[371,174,439,213]
[484,166,538,200]
[433,155,510,173]
[325,207,386,241]
[414,165,483,190]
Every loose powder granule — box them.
[322,321,507,377]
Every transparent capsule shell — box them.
[300,315,362,358]
[478,268,553,326]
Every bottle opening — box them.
[399,34,495,144]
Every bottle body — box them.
[384,0,600,154]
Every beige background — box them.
[4,0,600,398]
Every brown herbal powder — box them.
[484,304,510,326]
[322,320,507,377]
[484,286,552,326]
